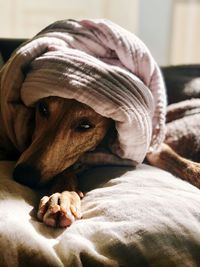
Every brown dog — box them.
[13,96,112,227]
[13,95,200,228]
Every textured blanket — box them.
[0,19,166,165]
[0,161,200,267]
[165,98,200,161]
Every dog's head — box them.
[13,96,112,188]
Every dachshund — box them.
[13,96,200,228]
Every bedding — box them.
[165,98,200,161]
[0,19,166,166]
[0,161,200,267]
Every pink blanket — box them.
[0,19,166,165]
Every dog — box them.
[1,20,199,229]
[12,94,200,228]
[13,96,112,227]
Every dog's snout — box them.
[13,164,41,188]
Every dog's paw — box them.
[37,191,82,228]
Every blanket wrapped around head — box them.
[0,19,166,165]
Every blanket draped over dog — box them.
[0,19,166,165]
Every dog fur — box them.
[13,96,112,227]
[11,94,200,228]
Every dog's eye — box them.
[37,101,49,118]
[75,119,94,132]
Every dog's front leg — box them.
[37,170,83,228]
[147,143,200,188]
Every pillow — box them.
[0,161,200,267]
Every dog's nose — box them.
[13,164,41,188]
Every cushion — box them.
[0,161,200,267]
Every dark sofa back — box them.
[0,38,26,62]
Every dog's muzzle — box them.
[13,164,41,188]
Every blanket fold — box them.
[165,99,200,161]
[0,19,166,165]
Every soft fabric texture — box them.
[165,98,200,161]
[0,19,166,165]
[0,161,200,267]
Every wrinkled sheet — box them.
[0,161,200,267]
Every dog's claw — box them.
[37,191,82,228]
[37,196,49,221]
[59,212,75,228]
[70,205,82,219]
[43,211,58,227]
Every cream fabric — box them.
[0,161,200,267]
[0,19,166,165]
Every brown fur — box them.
[13,96,200,228]
[147,143,200,189]
[14,96,112,227]
[16,97,111,184]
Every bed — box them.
[0,39,200,267]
